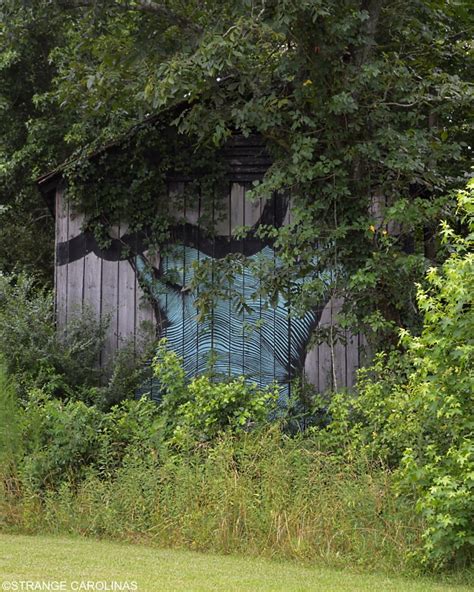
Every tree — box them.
[1,1,472,343]
[0,2,71,280]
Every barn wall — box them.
[55,180,363,395]
[54,188,155,369]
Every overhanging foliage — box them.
[1,0,472,345]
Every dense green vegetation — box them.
[1,422,420,572]
[0,273,155,408]
[1,0,473,341]
[0,0,472,582]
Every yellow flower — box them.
[303,79,313,86]
[382,229,388,236]
[369,224,376,233]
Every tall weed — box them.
[2,428,422,573]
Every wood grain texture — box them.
[243,184,262,228]
[331,298,346,392]
[101,225,119,369]
[83,251,102,323]
[135,249,157,346]
[116,223,136,348]
[54,178,365,391]
[55,186,68,331]
[345,330,360,389]
[230,182,245,230]
[66,204,85,323]
[316,298,334,393]
[304,346,320,391]
[303,297,366,391]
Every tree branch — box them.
[58,0,203,33]
[382,101,418,108]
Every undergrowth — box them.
[0,424,422,574]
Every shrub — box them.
[19,391,104,488]
[0,272,154,408]
[0,273,105,399]
[13,393,161,490]
[152,339,279,445]
[314,182,474,568]
[394,185,473,568]
[96,397,162,476]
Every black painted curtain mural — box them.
[57,190,330,403]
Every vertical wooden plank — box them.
[82,205,101,328]
[304,346,320,392]
[369,194,386,230]
[244,186,261,228]
[101,225,119,369]
[306,297,362,392]
[83,250,102,326]
[117,261,136,346]
[345,329,360,389]
[135,284,156,343]
[214,194,230,237]
[195,194,201,375]
[318,297,334,392]
[55,185,68,332]
[232,183,245,377]
[282,194,293,227]
[184,195,199,226]
[226,182,232,377]
[230,182,245,231]
[66,205,85,323]
[81,249,102,373]
[117,222,136,347]
[358,333,371,368]
[332,297,346,391]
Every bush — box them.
[0,273,105,399]
[0,272,154,408]
[314,182,474,568]
[20,392,104,488]
[152,339,278,445]
[394,186,473,568]
[12,392,160,490]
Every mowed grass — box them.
[0,534,472,592]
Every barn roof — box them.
[37,112,163,194]
[37,105,272,213]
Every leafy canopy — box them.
[0,0,472,341]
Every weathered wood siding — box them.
[54,200,155,368]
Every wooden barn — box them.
[37,116,365,400]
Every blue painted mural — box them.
[135,244,324,401]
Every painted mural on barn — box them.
[56,189,330,401]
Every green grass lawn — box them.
[0,534,471,592]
